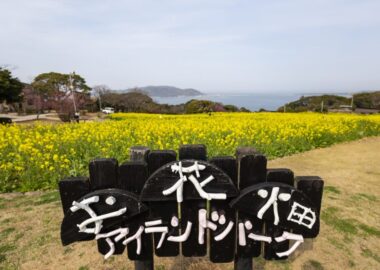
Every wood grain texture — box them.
[294,176,324,238]
[57,145,324,268]
[59,177,90,215]
[146,150,179,257]
[235,151,267,260]
[179,145,207,257]
[89,158,118,190]
[209,156,237,263]
[264,169,294,260]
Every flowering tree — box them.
[31,72,91,118]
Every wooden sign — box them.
[59,145,324,270]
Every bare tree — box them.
[92,85,111,111]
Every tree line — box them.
[277,93,380,112]
[0,68,250,116]
[0,67,93,116]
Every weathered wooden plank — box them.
[181,200,207,257]
[264,168,294,260]
[235,149,267,270]
[125,147,154,268]
[107,162,150,261]
[210,156,238,187]
[88,159,119,254]
[58,177,90,215]
[147,150,177,175]
[179,144,207,161]
[294,176,324,238]
[89,158,118,190]
[179,144,207,257]
[128,146,154,270]
[130,146,150,162]
[119,161,149,194]
[88,158,121,257]
[209,156,237,263]
[146,150,179,257]
[57,145,324,268]
[238,153,267,189]
[149,201,179,256]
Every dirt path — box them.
[1,137,379,270]
[0,112,104,123]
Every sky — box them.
[1,0,380,93]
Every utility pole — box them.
[69,72,80,122]
[321,100,324,113]
[98,93,102,111]
[351,95,354,109]
[69,72,77,114]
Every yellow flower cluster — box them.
[1,112,380,192]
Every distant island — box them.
[121,86,203,97]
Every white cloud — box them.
[1,0,379,91]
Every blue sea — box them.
[153,92,354,111]
[153,93,305,111]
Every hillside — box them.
[277,91,380,112]
[123,86,203,97]
[354,91,380,109]
[277,95,350,112]
[101,91,248,114]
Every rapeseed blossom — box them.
[1,112,379,192]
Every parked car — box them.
[101,107,115,114]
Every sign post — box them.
[59,145,324,270]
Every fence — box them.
[59,145,324,270]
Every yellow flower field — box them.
[1,112,380,192]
